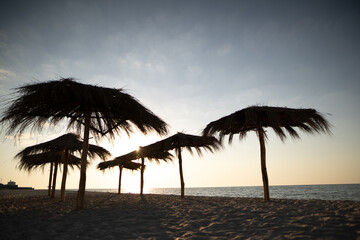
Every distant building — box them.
[0,180,33,190]
[0,180,18,189]
[7,180,17,186]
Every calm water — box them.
[91,184,360,201]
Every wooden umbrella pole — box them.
[76,112,91,210]
[60,150,69,202]
[140,157,145,195]
[48,162,53,196]
[118,165,123,194]
[258,128,270,201]
[51,161,58,199]
[178,145,185,198]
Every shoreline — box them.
[1,190,359,239]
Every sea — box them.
[89,184,360,201]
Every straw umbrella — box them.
[16,133,110,201]
[17,151,81,198]
[98,158,141,194]
[202,106,331,201]
[0,78,168,209]
[144,132,221,198]
[98,149,172,195]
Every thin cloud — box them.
[0,68,15,81]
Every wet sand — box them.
[0,189,359,239]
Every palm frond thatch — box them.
[140,132,221,197]
[202,105,331,201]
[203,106,331,143]
[121,160,142,171]
[17,151,82,172]
[144,132,221,157]
[0,78,169,140]
[14,133,111,201]
[98,149,171,195]
[97,150,172,170]
[0,77,169,209]
[15,133,111,160]
[98,158,142,171]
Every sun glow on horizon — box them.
[89,130,177,190]
[98,130,165,158]
[121,185,151,194]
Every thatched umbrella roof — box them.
[119,160,142,171]
[15,133,111,160]
[144,132,221,156]
[0,78,169,140]
[17,150,83,199]
[15,133,111,200]
[97,149,172,170]
[0,77,169,209]
[98,132,220,171]
[98,142,173,195]
[203,106,331,142]
[98,158,141,171]
[17,151,81,172]
[98,148,171,195]
[141,132,221,197]
[202,105,331,201]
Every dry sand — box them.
[0,189,359,239]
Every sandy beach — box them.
[0,190,359,239]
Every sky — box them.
[0,0,359,192]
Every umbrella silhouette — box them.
[203,106,331,201]
[98,148,172,194]
[16,133,110,200]
[143,132,221,198]
[1,78,168,209]
[98,158,141,194]
[17,151,81,198]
